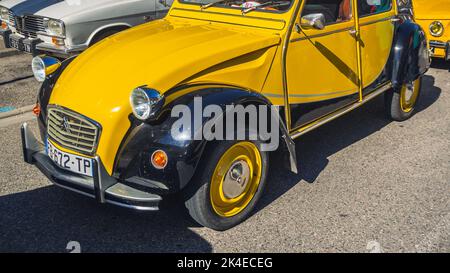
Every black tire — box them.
[184,140,269,231]
[385,77,422,121]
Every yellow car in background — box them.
[413,0,450,60]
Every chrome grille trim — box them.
[7,10,15,26]
[12,15,44,38]
[24,15,45,33]
[47,107,101,155]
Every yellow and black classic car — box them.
[412,0,450,61]
[22,0,429,230]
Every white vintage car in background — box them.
[0,0,172,58]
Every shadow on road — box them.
[0,186,211,252]
[257,75,441,213]
[430,59,450,71]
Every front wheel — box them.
[385,77,422,121]
[184,141,268,231]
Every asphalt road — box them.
[0,52,36,110]
[0,47,448,252]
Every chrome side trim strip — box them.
[290,16,395,43]
[429,41,447,48]
[290,83,392,139]
[290,26,353,42]
[359,15,395,27]
[281,0,302,131]
[263,89,357,99]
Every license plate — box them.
[46,140,94,177]
[9,36,22,50]
[24,43,33,53]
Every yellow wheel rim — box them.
[210,142,262,218]
[400,78,421,113]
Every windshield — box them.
[179,0,295,13]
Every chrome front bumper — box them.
[35,42,87,58]
[429,40,450,61]
[21,122,162,211]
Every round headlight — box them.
[0,7,9,21]
[130,87,164,121]
[429,21,444,37]
[31,55,61,82]
[46,19,64,36]
[32,56,46,82]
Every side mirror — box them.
[300,13,326,30]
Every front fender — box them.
[391,21,430,89]
[36,56,77,142]
[113,85,297,193]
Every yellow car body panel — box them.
[413,0,450,59]
[286,13,359,105]
[359,10,396,87]
[49,15,283,173]
[413,0,450,20]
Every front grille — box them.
[47,107,100,155]
[13,15,43,38]
[7,10,15,26]
[24,15,45,34]
[14,15,24,35]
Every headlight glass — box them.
[130,87,164,121]
[31,55,61,82]
[32,57,46,82]
[429,21,444,37]
[0,7,9,21]
[46,19,64,36]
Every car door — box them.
[125,0,156,23]
[286,0,360,130]
[155,0,173,19]
[357,0,395,95]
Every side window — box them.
[301,0,353,25]
[358,0,392,17]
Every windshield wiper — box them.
[201,0,238,9]
[241,1,290,14]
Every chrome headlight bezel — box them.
[0,7,9,21]
[129,87,165,121]
[44,18,65,37]
[31,55,61,82]
[429,21,444,37]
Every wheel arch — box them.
[113,84,298,193]
[87,23,132,46]
[389,21,430,90]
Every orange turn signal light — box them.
[32,103,41,116]
[151,150,168,169]
[1,22,7,30]
[52,37,64,46]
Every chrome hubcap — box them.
[222,160,250,199]
[404,82,415,101]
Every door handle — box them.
[391,17,401,23]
